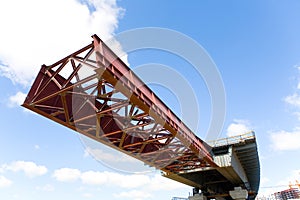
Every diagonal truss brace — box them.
[22,34,218,174]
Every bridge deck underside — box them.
[22,35,216,174]
[164,135,260,200]
[164,168,233,195]
[234,140,260,194]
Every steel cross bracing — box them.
[23,35,218,174]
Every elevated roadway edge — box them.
[163,131,260,200]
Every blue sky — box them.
[1,0,300,199]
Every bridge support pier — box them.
[188,193,207,200]
[229,187,248,200]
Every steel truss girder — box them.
[23,34,217,174]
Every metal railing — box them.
[171,197,188,200]
[208,131,255,147]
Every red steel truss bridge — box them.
[23,35,260,200]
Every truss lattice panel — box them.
[23,35,217,174]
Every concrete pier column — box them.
[188,193,207,200]
[229,187,248,200]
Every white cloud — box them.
[8,91,27,107]
[226,119,252,137]
[3,161,47,178]
[148,174,189,191]
[53,168,81,182]
[0,175,12,188]
[284,93,300,107]
[36,184,55,192]
[260,177,270,186]
[82,144,152,173]
[84,147,140,163]
[51,166,188,198]
[113,190,151,200]
[81,171,187,190]
[53,168,150,187]
[297,82,300,90]
[109,173,150,188]
[82,193,93,198]
[270,129,300,151]
[292,112,300,121]
[80,171,108,185]
[0,0,124,86]
[284,66,300,111]
[52,167,186,192]
[80,171,150,188]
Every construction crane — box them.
[289,180,300,189]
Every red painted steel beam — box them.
[22,34,218,176]
[91,34,217,167]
